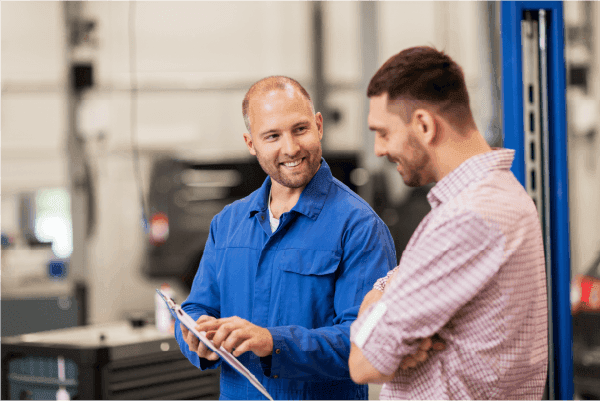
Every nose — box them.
[281,132,301,157]
[374,137,386,158]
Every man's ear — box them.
[243,132,256,156]
[412,109,437,145]
[314,112,324,141]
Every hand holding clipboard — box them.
[156,289,274,401]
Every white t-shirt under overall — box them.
[268,188,280,233]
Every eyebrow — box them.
[259,119,311,138]
[368,124,385,132]
[292,120,310,129]
[259,129,279,138]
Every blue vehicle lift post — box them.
[501,2,572,400]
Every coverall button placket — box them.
[252,229,279,328]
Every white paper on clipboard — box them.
[156,289,274,401]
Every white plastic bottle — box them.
[56,387,70,401]
[56,356,70,401]
[155,283,175,333]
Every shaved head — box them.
[242,76,314,133]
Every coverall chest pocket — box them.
[276,249,341,327]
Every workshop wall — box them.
[1,2,538,326]
[565,1,600,274]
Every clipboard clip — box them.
[156,288,175,307]
[156,289,179,320]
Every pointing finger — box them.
[212,323,238,347]
[196,320,221,333]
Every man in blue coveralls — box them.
[174,75,397,400]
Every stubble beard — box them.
[401,132,430,188]
[257,149,322,189]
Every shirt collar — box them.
[249,157,332,220]
[427,148,515,208]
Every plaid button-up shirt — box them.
[351,149,548,400]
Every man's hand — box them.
[196,316,273,358]
[361,270,446,371]
[181,315,219,361]
[400,335,446,370]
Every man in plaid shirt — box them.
[348,46,548,400]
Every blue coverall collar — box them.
[249,157,332,221]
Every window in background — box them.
[33,188,73,259]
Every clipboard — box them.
[156,289,274,401]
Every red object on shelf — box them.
[149,212,169,246]
[572,274,601,314]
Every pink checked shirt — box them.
[351,149,548,400]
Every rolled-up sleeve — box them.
[372,269,396,292]
[351,211,505,376]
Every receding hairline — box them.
[242,76,314,133]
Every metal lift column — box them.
[501,2,572,400]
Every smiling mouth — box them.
[282,158,303,168]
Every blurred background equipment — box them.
[571,254,600,400]
[563,2,600,397]
[2,0,509,331]
[144,156,265,289]
[2,322,220,400]
[2,188,84,338]
[1,1,598,400]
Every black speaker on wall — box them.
[71,63,93,92]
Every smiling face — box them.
[368,93,433,187]
[243,87,323,191]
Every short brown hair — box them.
[367,46,475,130]
[242,76,314,133]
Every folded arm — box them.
[349,212,505,383]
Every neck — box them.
[431,129,492,182]
[269,180,305,219]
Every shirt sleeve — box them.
[174,217,222,371]
[373,267,398,292]
[350,210,505,376]
[264,215,397,381]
